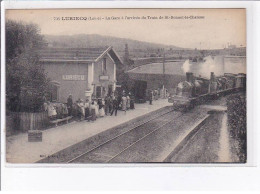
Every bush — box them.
[227,93,247,162]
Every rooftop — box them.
[127,61,185,76]
[39,46,119,63]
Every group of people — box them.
[148,88,168,105]
[71,98,105,121]
[104,92,135,116]
[43,101,69,120]
[66,92,135,122]
[43,88,166,122]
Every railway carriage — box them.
[168,71,246,109]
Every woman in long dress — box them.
[121,95,127,114]
[98,98,105,117]
[47,102,57,120]
[93,99,99,118]
[90,101,96,121]
[126,95,130,110]
[78,99,85,121]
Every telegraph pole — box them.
[162,50,165,75]
[162,49,166,98]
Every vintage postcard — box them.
[4,8,247,164]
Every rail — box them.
[106,112,185,163]
[67,108,177,163]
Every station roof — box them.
[39,46,123,64]
[126,61,185,76]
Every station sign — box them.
[99,75,109,81]
[62,75,85,81]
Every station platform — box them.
[6,99,170,163]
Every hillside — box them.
[43,34,184,56]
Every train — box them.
[168,71,246,109]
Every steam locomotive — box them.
[168,72,246,109]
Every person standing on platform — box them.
[149,90,153,105]
[117,95,121,110]
[85,98,90,121]
[104,95,110,115]
[154,90,158,100]
[160,87,164,98]
[78,99,85,121]
[43,101,48,112]
[98,98,105,117]
[62,103,68,118]
[90,101,96,121]
[93,99,99,118]
[47,101,57,120]
[129,92,135,109]
[110,96,118,116]
[126,94,130,110]
[109,95,113,113]
[121,95,127,114]
[67,94,73,116]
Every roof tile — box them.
[39,47,110,62]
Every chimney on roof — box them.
[186,72,194,84]
[210,72,216,82]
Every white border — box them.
[1,0,260,190]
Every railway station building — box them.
[39,46,123,102]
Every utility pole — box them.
[162,49,166,98]
[162,50,165,75]
[124,43,129,65]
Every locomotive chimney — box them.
[186,72,194,83]
[210,72,215,81]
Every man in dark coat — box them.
[130,92,135,109]
[110,96,118,116]
[104,95,110,115]
[67,94,73,116]
[149,90,153,105]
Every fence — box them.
[6,111,49,134]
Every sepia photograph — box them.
[4,8,247,164]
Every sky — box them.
[6,9,246,49]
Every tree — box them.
[6,20,49,112]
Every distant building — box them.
[228,45,237,49]
[39,46,123,102]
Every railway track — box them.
[108,109,208,163]
[67,109,183,163]
[68,107,209,163]
[37,106,175,163]
[37,104,210,163]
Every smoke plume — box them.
[197,56,224,79]
[182,59,192,73]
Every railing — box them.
[6,111,49,134]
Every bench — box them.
[49,116,73,127]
